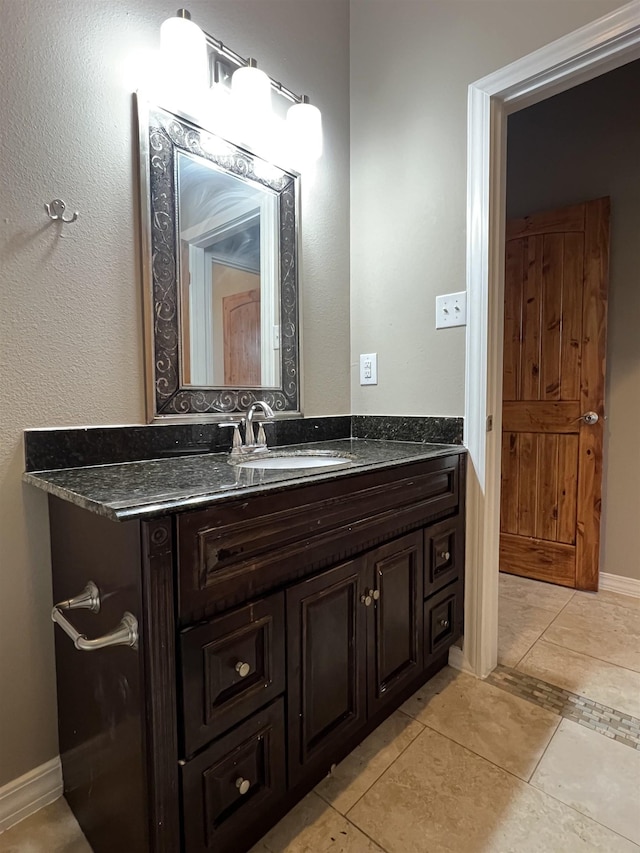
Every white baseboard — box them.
[0,757,62,833]
[600,572,640,599]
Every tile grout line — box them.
[527,767,640,849]
[526,714,562,782]
[309,792,393,853]
[535,634,640,676]
[316,715,426,821]
[512,591,579,671]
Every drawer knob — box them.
[235,777,251,795]
[235,661,251,678]
[439,618,450,629]
[440,551,451,561]
[361,594,372,607]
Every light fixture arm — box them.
[202,29,306,105]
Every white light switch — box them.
[360,353,378,385]
[436,291,467,329]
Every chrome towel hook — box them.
[45,198,79,223]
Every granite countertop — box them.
[23,438,466,522]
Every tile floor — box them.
[2,574,639,852]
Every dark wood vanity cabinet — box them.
[48,452,465,853]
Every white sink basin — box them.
[235,453,353,470]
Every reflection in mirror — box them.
[177,152,280,388]
[138,100,300,419]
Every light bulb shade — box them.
[160,14,208,93]
[287,100,323,164]
[231,64,272,116]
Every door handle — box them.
[51,581,138,651]
[579,411,599,425]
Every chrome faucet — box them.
[245,401,275,449]
[221,401,274,457]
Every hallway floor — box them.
[2,575,639,852]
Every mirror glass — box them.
[177,151,280,388]
[138,100,300,419]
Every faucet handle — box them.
[219,421,244,452]
[256,422,268,447]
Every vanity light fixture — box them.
[160,9,208,94]
[157,9,323,167]
[231,58,272,117]
[286,96,323,164]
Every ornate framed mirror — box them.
[137,99,300,420]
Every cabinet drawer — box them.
[181,699,286,853]
[424,582,463,662]
[180,593,285,755]
[424,516,464,597]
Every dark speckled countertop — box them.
[23,439,466,522]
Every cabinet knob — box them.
[371,589,380,601]
[235,777,251,795]
[439,618,450,629]
[440,551,451,561]
[235,661,251,678]
[361,594,372,607]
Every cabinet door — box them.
[287,559,367,787]
[367,531,424,715]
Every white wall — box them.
[0,0,349,787]
[349,0,628,415]
[506,59,640,582]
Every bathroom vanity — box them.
[26,438,465,853]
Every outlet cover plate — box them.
[436,291,467,329]
[360,353,378,385]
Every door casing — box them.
[459,1,640,679]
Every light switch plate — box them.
[436,291,467,328]
[360,353,378,385]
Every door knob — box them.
[580,411,599,425]
[235,661,251,678]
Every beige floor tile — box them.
[543,594,640,672]
[401,667,558,780]
[498,595,558,667]
[518,638,640,718]
[348,726,639,853]
[499,572,575,613]
[257,792,385,853]
[576,588,640,614]
[315,710,423,814]
[531,718,640,845]
[0,799,92,853]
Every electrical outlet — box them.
[436,291,467,329]
[359,353,378,385]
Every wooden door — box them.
[286,559,367,787]
[223,289,260,386]
[500,198,610,590]
[366,532,423,715]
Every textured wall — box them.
[506,60,640,582]
[349,0,628,416]
[0,0,349,786]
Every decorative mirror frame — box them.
[137,97,301,420]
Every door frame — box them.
[459,1,640,679]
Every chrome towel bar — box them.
[51,581,138,651]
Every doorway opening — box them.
[460,1,640,679]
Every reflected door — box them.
[223,288,261,386]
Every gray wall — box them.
[506,60,640,582]
[349,0,627,415]
[0,0,350,787]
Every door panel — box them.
[500,198,609,590]
[367,532,423,715]
[287,559,367,787]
